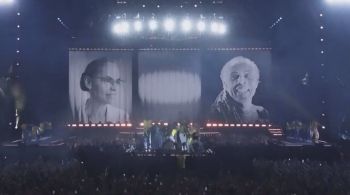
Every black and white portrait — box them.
[69,51,132,123]
[211,56,269,123]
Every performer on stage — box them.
[176,122,189,151]
[143,119,152,151]
[188,131,204,154]
[150,123,163,150]
[309,120,320,143]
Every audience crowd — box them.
[0,143,350,195]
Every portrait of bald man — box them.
[210,56,269,123]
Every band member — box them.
[188,131,204,154]
[150,123,163,150]
[176,122,189,151]
[143,119,152,151]
[309,120,320,143]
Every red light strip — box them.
[205,123,273,128]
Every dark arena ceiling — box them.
[0,0,324,48]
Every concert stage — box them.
[0,140,340,165]
[1,125,332,157]
[3,122,327,151]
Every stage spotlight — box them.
[197,20,206,32]
[218,22,227,34]
[210,21,219,34]
[148,19,158,31]
[181,19,192,33]
[112,20,129,35]
[0,0,14,5]
[164,18,175,32]
[134,20,143,32]
[211,21,227,35]
[325,0,350,4]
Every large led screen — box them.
[68,49,271,124]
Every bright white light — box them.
[134,20,143,32]
[210,21,227,35]
[148,19,158,31]
[210,21,219,33]
[112,21,129,35]
[0,0,14,5]
[197,21,206,32]
[164,18,175,32]
[218,23,227,34]
[181,19,192,33]
[325,0,350,5]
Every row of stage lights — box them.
[112,18,227,36]
[325,0,350,4]
[67,123,271,128]
[68,123,133,128]
[0,0,14,5]
[206,123,272,128]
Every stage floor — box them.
[0,136,337,161]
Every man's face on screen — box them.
[90,62,123,105]
[223,63,259,104]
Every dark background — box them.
[0,0,349,138]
